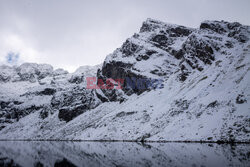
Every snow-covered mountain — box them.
[0,19,249,142]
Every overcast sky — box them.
[0,0,249,72]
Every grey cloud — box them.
[0,0,249,71]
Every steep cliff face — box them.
[0,19,249,142]
[99,19,249,96]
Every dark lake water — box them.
[0,141,249,167]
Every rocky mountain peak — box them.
[99,19,249,98]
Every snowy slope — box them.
[0,19,249,142]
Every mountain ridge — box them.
[0,19,249,142]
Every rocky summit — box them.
[0,19,249,142]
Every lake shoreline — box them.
[0,139,249,144]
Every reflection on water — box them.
[0,141,249,167]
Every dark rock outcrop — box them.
[200,20,249,43]
[51,86,100,122]
[236,94,247,104]
[58,104,88,122]
[37,88,56,96]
